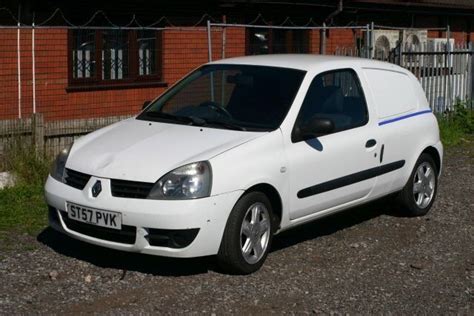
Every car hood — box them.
[67,118,264,182]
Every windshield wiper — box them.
[142,112,246,131]
[199,119,247,131]
[143,112,198,125]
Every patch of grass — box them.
[0,140,50,246]
[438,118,466,146]
[0,184,47,242]
[437,101,474,146]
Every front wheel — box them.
[398,153,438,216]
[217,192,274,274]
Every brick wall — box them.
[309,30,321,54]
[326,29,356,54]
[0,24,471,122]
[0,29,21,119]
[428,30,473,43]
[0,27,246,121]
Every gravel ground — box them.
[0,143,473,315]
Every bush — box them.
[3,138,51,186]
[0,140,50,242]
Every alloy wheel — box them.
[240,202,271,264]
[413,162,436,209]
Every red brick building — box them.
[0,0,473,121]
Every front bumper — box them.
[45,175,242,258]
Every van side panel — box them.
[362,67,439,198]
[363,68,417,119]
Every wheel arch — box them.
[243,183,283,230]
[396,141,443,195]
[421,146,442,175]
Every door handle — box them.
[365,139,377,148]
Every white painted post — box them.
[446,25,451,110]
[221,16,227,105]
[32,22,36,114]
[320,23,326,55]
[206,20,215,101]
[207,19,212,62]
[365,24,370,58]
[17,22,22,119]
[370,22,375,59]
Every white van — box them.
[45,55,443,274]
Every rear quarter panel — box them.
[377,112,441,195]
[370,71,442,197]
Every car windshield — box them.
[137,64,306,131]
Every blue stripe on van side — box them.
[378,109,432,126]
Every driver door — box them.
[285,68,379,220]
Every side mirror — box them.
[142,100,151,110]
[293,116,335,142]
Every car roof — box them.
[209,54,407,73]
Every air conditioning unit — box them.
[401,30,428,67]
[365,30,400,59]
[402,30,428,51]
[426,38,455,68]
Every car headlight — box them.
[148,161,212,200]
[50,143,72,182]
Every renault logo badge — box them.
[92,180,102,197]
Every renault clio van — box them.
[45,55,442,274]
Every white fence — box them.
[402,46,473,112]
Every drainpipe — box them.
[324,0,343,24]
[322,0,343,55]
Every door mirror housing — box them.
[293,116,335,142]
[142,100,151,110]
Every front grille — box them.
[60,211,136,244]
[111,179,154,199]
[64,168,91,190]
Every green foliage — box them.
[452,102,474,134]
[0,140,50,244]
[0,184,47,241]
[3,138,51,186]
[437,101,474,146]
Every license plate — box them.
[67,202,122,230]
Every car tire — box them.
[398,153,438,217]
[217,192,274,274]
